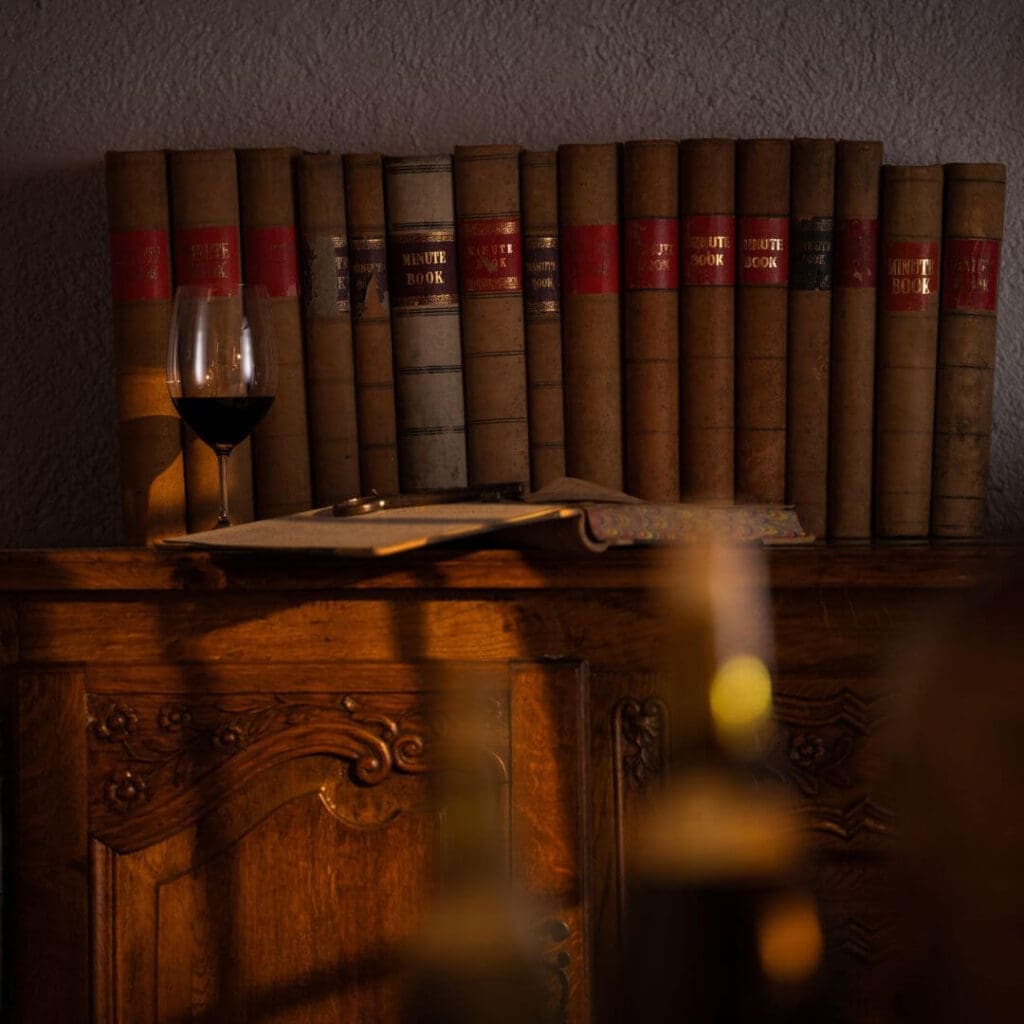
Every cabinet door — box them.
[81,661,589,1023]
[592,668,895,1024]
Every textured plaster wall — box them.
[1,0,1022,545]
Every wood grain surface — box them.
[1,545,1016,1022]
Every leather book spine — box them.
[454,143,530,485]
[558,142,623,490]
[875,164,944,537]
[105,150,187,544]
[828,140,883,539]
[786,138,835,538]
[296,153,360,506]
[623,140,680,501]
[520,150,566,488]
[344,153,399,495]
[168,148,254,531]
[238,147,313,518]
[736,139,790,503]
[932,163,1006,537]
[679,139,735,502]
[384,155,467,490]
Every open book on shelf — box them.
[159,477,809,557]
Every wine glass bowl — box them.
[167,284,277,527]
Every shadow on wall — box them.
[0,162,122,548]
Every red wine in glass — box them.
[167,285,277,527]
[170,396,276,451]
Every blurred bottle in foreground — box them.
[617,540,824,1022]
[886,566,1024,1022]
[401,688,556,1024]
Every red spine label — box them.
[561,224,619,295]
[624,218,678,290]
[388,231,459,309]
[681,214,735,286]
[244,226,299,299]
[835,218,878,288]
[458,217,522,294]
[109,229,171,303]
[883,240,940,313]
[941,238,1000,313]
[174,226,240,296]
[738,216,788,286]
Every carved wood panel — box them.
[586,668,667,1020]
[87,691,431,852]
[769,685,895,853]
[93,759,441,1023]
[596,669,897,1024]
[86,662,591,1024]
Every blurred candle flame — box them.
[757,892,824,985]
[709,653,774,758]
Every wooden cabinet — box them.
[0,545,1010,1022]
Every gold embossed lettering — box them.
[687,235,731,250]
[691,253,725,267]
[402,250,447,267]
[405,269,445,286]
[743,236,784,252]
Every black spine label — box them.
[791,216,834,291]
[301,234,350,318]
[523,234,560,319]
[349,237,390,321]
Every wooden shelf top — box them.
[0,542,1018,594]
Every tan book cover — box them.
[344,153,399,495]
[679,139,735,502]
[736,139,790,503]
[238,147,313,518]
[932,163,1006,537]
[558,143,623,490]
[875,164,944,537]
[623,140,680,502]
[829,140,883,539]
[454,143,530,485]
[385,155,467,490]
[105,150,187,544]
[786,138,835,538]
[168,148,254,531]
[296,152,360,506]
[520,150,566,488]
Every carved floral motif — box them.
[770,689,871,797]
[613,696,667,790]
[156,703,190,732]
[102,769,149,813]
[91,704,139,741]
[782,729,856,795]
[789,732,827,769]
[89,693,430,815]
[764,689,897,840]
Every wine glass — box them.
[167,284,277,528]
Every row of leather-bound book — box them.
[105,140,1005,542]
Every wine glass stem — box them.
[216,447,232,528]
